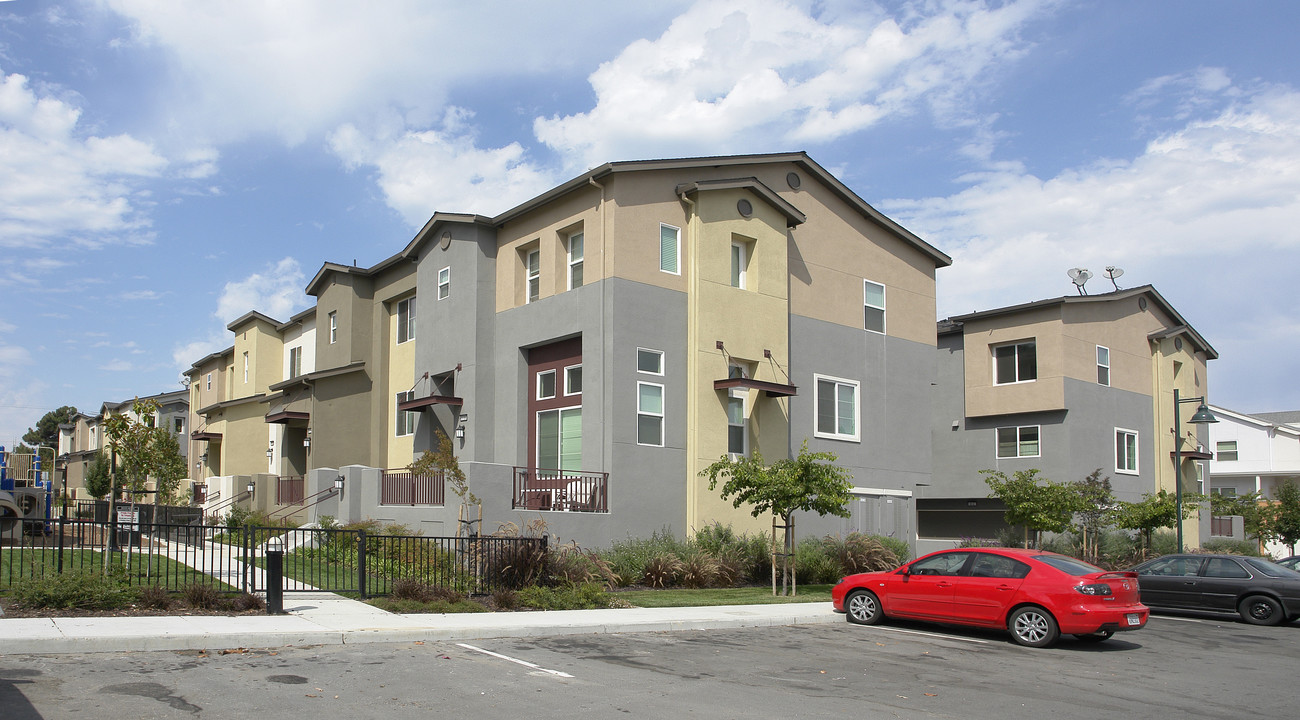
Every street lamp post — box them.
[1173,388,1218,552]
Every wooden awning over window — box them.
[399,394,464,412]
[265,411,310,424]
[191,431,222,441]
[1171,450,1214,461]
[713,378,798,397]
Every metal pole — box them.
[1174,388,1184,553]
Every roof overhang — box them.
[265,411,310,425]
[1171,450,1214,461]
[191,431,223,441]
[398,394,464,412]
[675,177,806,227]
[713,377,798,397]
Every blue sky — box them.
[2,0,1298,444]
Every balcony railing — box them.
[380,469,445,506]
[512,467,608,513]
[276,475,305,506]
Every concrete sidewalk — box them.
[0,594,840,655]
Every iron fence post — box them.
[56,516,65,574]
[357,529,368,598]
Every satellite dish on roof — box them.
[1104,266,1124,291]
[1067,267,1093,295]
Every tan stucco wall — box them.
[961,306,1067,417]
[496,186,604,311]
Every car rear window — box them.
[1243,557,1300,578]
[1033,554,1105,576]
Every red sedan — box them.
[831,547,1149,647]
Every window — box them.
[1204,558,1250,579]
[527,249,540,303]
[637,382,664,446]
[568,232,584,290]
[996,426,1040,458]
[144,414,155,428]
[438,267,450,300]
[396,297,416,344]
[329,311,338,344]
[727,390,747,456]
[1115,429,1138,474]
[206,373,211,391]
[395,392,416,437]
[730,241,747,289]
[1096,346,1110,386]
[174,417,184,434]
[243,351,249,384]
[1212,487,1237,499]
[863,280,885,334]
[660,224,680,274]
[910,552,972,576]
[537,407,582,471]
[637,348,663,375]
[564,365,582,396]
[537,369,557,400]
[288,346,302,379]
[994,341,1036,384]
[814,374,859,441]
[1216,441,1238,462]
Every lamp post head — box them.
[1188,404,1218,425]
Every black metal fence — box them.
[1,517,547,598]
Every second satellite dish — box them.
[1104,266,1124,291]
[1067,267,1093,295]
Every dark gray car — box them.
[1131,554,1300,626]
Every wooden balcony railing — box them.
[512,467,608,513]
[380,469,445,506]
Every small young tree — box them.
[700,440,853,596]
[408,429,478,536]
[84,450,112,500]
[1114,489,1203,556]
[1072,469,1117,563]
[1268,480,1300,555]
[150,431,190,505]
[981,469,1081,549]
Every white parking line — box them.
[864,626,990,644]
[1148,615,1206,623]
[456,643,575,678]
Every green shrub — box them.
[138,584,172,610]
[599,529,690,587]
[9,570,137,610]
[182,582,222,610]
[549,544,616,587]
[794,538,841,585]
[1150,530,1180,556]
[712,547,749,587]
[1200,538,1261,556]
[874,535,912,564]
[391,578,434,602]
[516,582,611,610]
[830,533,901,574]
[483,537,549,590]
[957,537,1001,548]
[492,588,519,610]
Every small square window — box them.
[1216,441,1238,462]
[537,369,556,400]
[564,365,582,395]
[637,348,664,375]
[994,341,1036,384]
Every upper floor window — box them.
[288,346,302,379]
[1216,441,1238,462]
[329,311,338,344]
[527,249,540,303]
[206,373,212,391]
[395,392,416,437]
[438,267,450,300]
[173,417,184,434]
[143,414,156,429]
[996,425,1040,458]
[727,388,747,456]
[637,381,665,446]
[1096,345,1110,386]
[397,297,416,344]
[730,240,747,288]
[537,369,557,400]
[243,351,249,384]
[637,348,664,375]
[814,374,859,442]
[564,364,582,396]
[1115,428,1138,474]
[660,224,680,275]
[994,341,1036,385]
[1212,486,1237,498]
[568,232,584,290]
[863,280,885,334]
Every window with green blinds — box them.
[660,224,679,273]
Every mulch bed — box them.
[0,598,264,619]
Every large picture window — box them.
[996,426,1040,458]
[637,382,664,446]
[537,407,581,471]
[814,374,859,441]
[994,341,1036,385]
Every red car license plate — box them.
[1126,613,1141,626]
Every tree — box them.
[982,469,1081,548]
[408,429,478,536]
[1114,489,1203,555]
[700,441,853,596]
[1267,480,1300,555]
[103,398,186,502]
[84,451,112,500]
[1072,469,1117,563]
[150,431,189,505]
[1210,490,1270,545]
[22,405,78,462]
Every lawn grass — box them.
[1,547,241,593]
[615,584,834,607]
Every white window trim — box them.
[1097,345,1110,386]
[993,341,1036,385]
[243,352,249,384]
[564,364,582,396]
[727,388,748,458]
[1216,441,1238,462]
[526,249,540,303]
[396,297,415,345]
[206,373,211,391]
[395,392,416,437]
[863,279,886,335]
[660,223,681,275]
[535,404,582,470]
[813,373,860,442]
[637,381,665,447]
[537,369,557,400]
[731,240,747,289]
[996,425,1041,459]
[637,347,664,376]
[1115,427,1139,475]
[567,232,584,290]
[438,266,450,300]
[329,312,338,344]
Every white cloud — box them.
[534,0,1047,170]
[120,289,166,301]
[0,69,167,249]
[214,257,308,323]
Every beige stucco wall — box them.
[496,186,604,311]
[961,306,1067,417]
[384,289,417,469]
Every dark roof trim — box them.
[185,345,235,374]
[196,393,266,416]
[267,361,368,392]
[675,177,806,227]
[226,310,281,332]
[265,411,310,424]
[398,394,464,412]
[713,378,798,397]
[490,151,951,268]
[400,212,496,260]
[275,306,317,332]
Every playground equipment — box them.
[0,445,54,535]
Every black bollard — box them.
[266,541,285,615]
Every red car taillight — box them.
[1075,583,1113,596]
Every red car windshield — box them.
[1032,554,1106,576]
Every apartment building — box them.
[927,286,1217,552]
[56,411,102,498]
[1207,407,1300,554]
